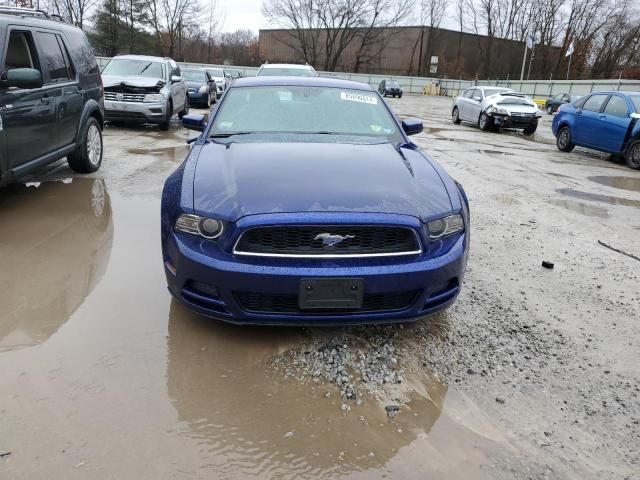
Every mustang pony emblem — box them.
[314,233,355,247]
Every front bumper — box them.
[104,100,166,123]
[491,113,539,129]
[188,91,209,105]
[162,226,468,326]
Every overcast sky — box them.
[222,0,270,33]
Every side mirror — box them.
[3,68,43,89]
[630,113,640,119]
[171,75,182,83]
[182,114,206,132]
[401,118,423,136]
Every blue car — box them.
[552,91,640,169]
[161,77,469,325]
[182,68,216,108]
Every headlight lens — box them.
[143,93,164,103]
[174,214,224,239]
[198,85,208,93]
[427,214,465,240]
[495,108,509,115]
[486,106,495,114]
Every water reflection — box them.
[166,301,447,479]
[0,179,113,350]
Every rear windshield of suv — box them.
[102,59,165,79]
[387,81,400,88]
[259,67,315,77]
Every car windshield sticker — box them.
[370,124,382,132]
[340,92,378,105]
[219,121,233,129]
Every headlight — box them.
[495,108,509,115]
[143,93,164,103]
[535,110,542,117]
[198,85,208,93]
[427,214,465,240]
[486,106,495,114]
[175,214,224,239]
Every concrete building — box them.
[259,26,561,80]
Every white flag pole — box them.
[566,52,572,80]
[520,37,528,81]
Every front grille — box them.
[235,290,420,314]
[510,112,535,117]
[105,111,148,121]
[104,92,145,103]
[234,226,421,257]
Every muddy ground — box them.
[0,96,638,479]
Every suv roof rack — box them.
[0,6,65,22]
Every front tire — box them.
[178,97,189,120]
[67,117,103,173]
[159,100,173,130]
[556,125,575,152]
[452,106,461,124]
[546,105,553,115]
[478,112,492,131]
[523,124,537,135]
[625,139,640,170]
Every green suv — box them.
[0,7,104,187]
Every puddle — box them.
[556,188,640,209]
[549,199,609,218]
[589,176,640,193]
[478,149,514,156]
[0,179,113,350]
[0,183,517,479]
[126,145,190,162]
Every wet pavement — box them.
[1,98,639,479]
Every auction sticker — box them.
[340,92,378,105]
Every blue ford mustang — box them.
[552,91,640,169]
[161,77,470,325]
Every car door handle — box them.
[599,115,606,119]
[576,110,582,115]
[41,97,53,104]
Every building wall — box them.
[259,27,561,80]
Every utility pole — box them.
[527,42,535,80]
[520,38,527,80]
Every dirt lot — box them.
[1,95,639,480]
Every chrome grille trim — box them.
[104,92,145,103]
[233,225,423,258]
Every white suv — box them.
[256,63,317,77]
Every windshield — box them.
[210,86,401,142]
[631,96,640,113]
[183,70,207,82]
[388,81,400,88]
[484,88,512,97]
[259,67,315,77]
[498,96,532,105]
[102,59,165,79]
[205,68,224,78]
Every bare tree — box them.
[51,0,98,27]
[144,0,204,58]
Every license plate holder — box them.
[299,278,364,310]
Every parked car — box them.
[201,67,229,98]
[545,93,581,114]
[101,54,188,130]
[452,87,541,134]
[0,7,104,186]
[182,68,216,108]
[378,79,403,98]
[552,91,640,170]
[162,77,469,325]
[256,63,317,77]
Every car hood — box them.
[102,75,165,89]
[192,141,452,222]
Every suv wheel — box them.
[178,97,189,120]
[625,139,640,170]
[523,124,537,135]
[159,100,172,130]
[556,125,575,152]
[546,105,553,115]
[67,117,103,173]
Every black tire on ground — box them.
[478,112,492,131]
[523,124,538,135]
[625,139,640,170]
[452,106,461,124]
[178,97,189,120]
[556,125,575,152]
[399,94,402,98]
[159,100,172,130]
[67,117,103,173]
[546,105,553,115]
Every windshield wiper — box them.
[139,62,153,75]
[210,131,256,138]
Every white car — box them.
[256,63,317,77]
[452,86,541,135]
